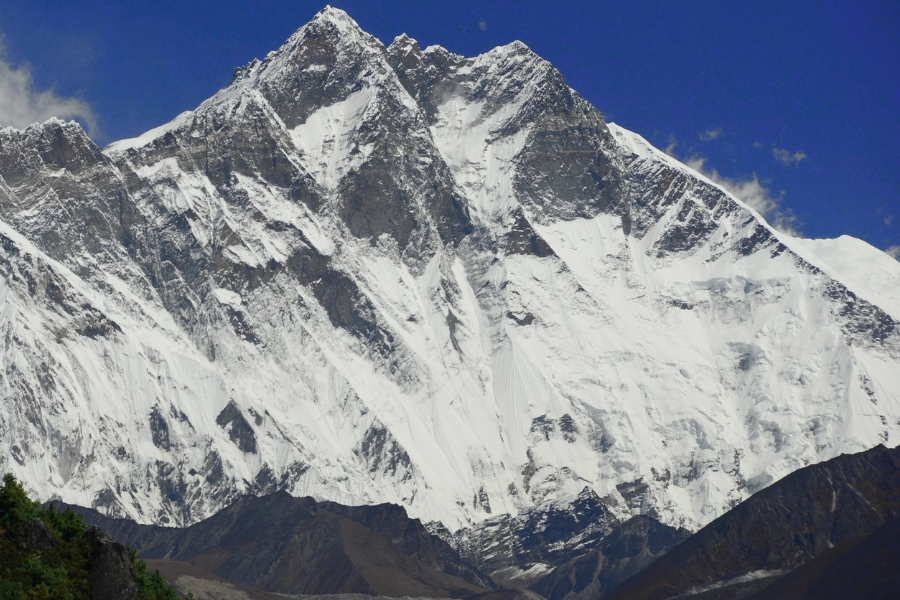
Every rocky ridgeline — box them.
[607,444,900,600]
[433,487,688,597]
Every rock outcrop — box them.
[14,518,56,550]
[84,525,140,600]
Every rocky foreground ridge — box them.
[54,444,900,600]
[1,7,899,533]
[607,443,900,599]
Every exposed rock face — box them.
[84,525,140,600]
[216,400,258,453]
[320,499,491,590]
[1,6,900,535]
[529,516,689,600]
[438,488,687,597]
[746,513,900,600]
[14,518,56,550]
[605,444,900,600]
[445,488,618,579]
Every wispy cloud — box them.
[0,42,96,134]
[683,156,801,236]
[663,130,803,235]
[662,142,799,235]
[886,245,900,261]
[478,19,488,31]
[664,134,678,156]
[884,215,894,226]
[772,147,807,166]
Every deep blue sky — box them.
[1,0,897,251]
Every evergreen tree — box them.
[0,474,181,600]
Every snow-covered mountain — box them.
[1,7,898,532]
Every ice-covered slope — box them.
[1,7,898,532]
[794,235,900,320]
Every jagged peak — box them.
[37,117,96,143]
[389,33,422,56]
[0,116,106,182]
[210,6,387,96]
[503,40,532,53]
[480,39,541,64]
[392,33,416,44]
[236,7,389,90]
[422,44,462,59]
[1,117,88,137]
[281,5,379,52]
[0,117,100,155]
[103,7,409,155]
[104,9,552,157]
[313,5,360,28]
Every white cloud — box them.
[772,147,807,166]
[886,245,900,261]
[0,48,96,134]
[478,19,488,31]
[664,134,678,156]
[699,128,721,141]
[684,156,801,237]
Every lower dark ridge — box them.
[53,491,494,599]
[605,443,900,600]
[48,486,686,600]
[8,443,894,600]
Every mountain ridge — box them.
[1,6,898,536]
[604,443,900,600]
[54,490,493,597]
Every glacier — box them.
[0,7,898,533]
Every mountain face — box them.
[605,444,900,600]
[433,487,688,594]
[1,6,899,534]
[527,516,688,600]
[746,509,900,600]
[59,493,491,597]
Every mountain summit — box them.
[1,7,898,532]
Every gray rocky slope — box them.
[1,7,899,537]
[605,443,900,600]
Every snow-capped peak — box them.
[1,7,898,538]
[389,33,422,56]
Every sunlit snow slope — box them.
[1,7,898,531]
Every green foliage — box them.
[0,575,27,600]
[0,474,40,529]
[0,473,178,600]
[130,551,179,600]
[39,504,87,543]
[138,568,180,600]
[0,474,90,599]
[0,474,86,542]
[17,555,80,600]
